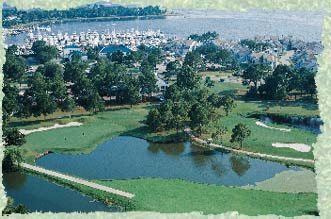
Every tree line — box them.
[3,5,165,27]
[242,63,317,101]
[2,42,163,148]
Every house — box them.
[98,45,131,58]
[62,44,81,59]
[156,76,168,93]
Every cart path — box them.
[21,163,134,199]
[184,128,315,164]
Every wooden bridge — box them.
[21,163,134,199]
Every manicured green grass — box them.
[96,178,318,216]
[210,82,248,97]
[16,81,319,163]
[10,107,91,130]
[19,105,147,162]
[203,114,316,160]
[17,104,182,163]
[234,100,319,117]
[242,169,317,193]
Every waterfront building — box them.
[98,45,131,57]
[63,44,82,59]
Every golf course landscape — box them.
[2,6,322,215]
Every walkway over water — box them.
[21,163,134,199]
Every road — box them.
[21,163,134,199]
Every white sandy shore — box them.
[272,143,311,152]
[20,122,83,135]
[256,121,291,132]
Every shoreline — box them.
[4,13,181,31]
[185,128,315,169]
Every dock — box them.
[21,163,135,199]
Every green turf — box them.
[242,168,317,193]
[210,82,248,97]
[16,81,319,163]
[96,178,318,216]
[18,104,147,162]
[207,114,316,159]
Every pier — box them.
[21,163,135,199]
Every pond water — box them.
[3,172,120,213]
[36,136,299,186]
[260,116,321,134]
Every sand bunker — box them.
[20,122,83,135]
[256,121,291,132]
[272,143,311,152]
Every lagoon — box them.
[36,136,299,186]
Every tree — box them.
[205,76,214,87]
[139,62,158,97]
[64,59,88,82]
[125,76,141,107]
[61,97,76,113]
[6,45,18,55]
[259,65,294,100]
[3,128,26,146]
[32,41,58,63]
[84,90,105,113]
[230,123,251,148]
[109,50,124,64]
[2,82,19,120]
[183,51,203,71]
[3,53,26,82]
[220,95,236,116]
[2,197,29,215]
[72,76,104,113]
[176,66,200,90]
[50,72,67,106]
[86,46,99,60]
[146,108,163,132]
[302,70,317,98]
[26,72,57,118]
[164,84,181,102]
[211,126,227,142]
[38,62,64,79]
[172,101,189,134]
[165,60,181,80]
[189,103,211,136]
[188,31,219,43]
[2,147,23,172]
[242,64,269,90]
[26,73,56,117]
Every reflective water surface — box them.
[37,136,299,186]
[3,172,120,213]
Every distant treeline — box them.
[3,5,166,27]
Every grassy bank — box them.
[96,178,318,216]
[16,104,184,163]
[203,114,316,160]
[242,169,317,193]
[21,167,318,216]
[14,81,319,164]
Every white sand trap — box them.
[272,143,311,152]
[256,121,291,132]
[20,122,83,135]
